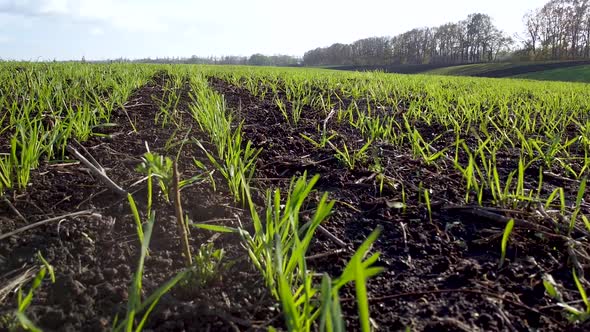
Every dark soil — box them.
[209,77,590,332]
[0,73,275,331]
[329,60,590,77]
[1,69,589,332]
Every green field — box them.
[424,61,590,83]
[1,63,589,331]
[424,62,526,76]
[326,61,590,83]
[515,64,590,83]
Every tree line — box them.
[304,0,590,66]
[94,0,589,66]
[304,13,513,66]
[522,0,590,60]
[103,54,301,66]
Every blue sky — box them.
[0,0,548,60]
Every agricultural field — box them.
[327,60,590,83]
[514,65,590,83]
[0,63,589,331]
[423,61,590,81]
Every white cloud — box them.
[39,0,70,15]
[0,1,260,34]
[89,26,103,36]
[0,0,70,16]
[0,0,170,32]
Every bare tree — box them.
[303,13,511,66]
[524,10,542,57]
[522,0,590,60]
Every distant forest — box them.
[304,13,513,66]
[304,0,590,66]
[113,0,590,67]
[115,54,300,67]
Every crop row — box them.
[2,63,590,329]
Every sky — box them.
[0,0,549,61]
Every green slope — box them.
[514,65,590,83]
[425,63,521,76]
[424,61,590,82]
